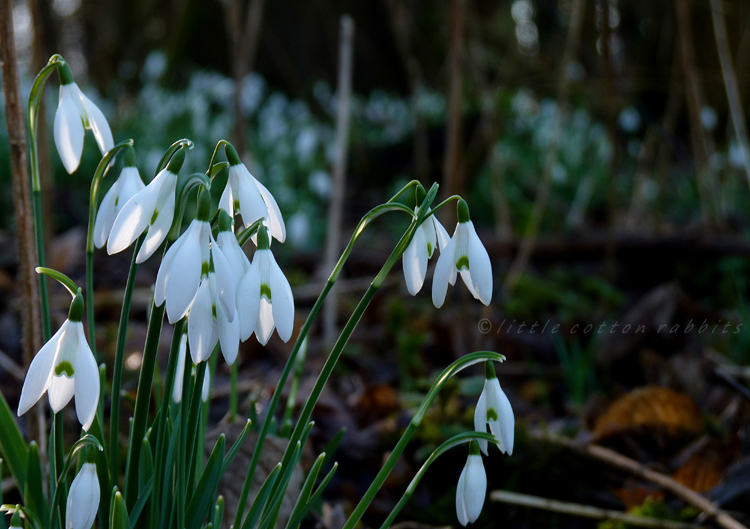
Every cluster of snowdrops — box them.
[1,55,514,529]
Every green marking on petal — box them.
[486,408,498,421]
[212,304,217,319]
[55,361,75,377]
[201,261,210,277]
[427,241,433,257]
[150,210,158,226]
[260,284,272,300]
[456,255,470,270]
[115,196,119,207]
[234,199,240,211]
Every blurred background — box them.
[2,0,750,527]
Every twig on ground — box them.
[491,490,701,529]
[0,348,25,383]
[531,431,749,529]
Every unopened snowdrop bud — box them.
[402,187,450,295]
[10,510,23,529]
[154,185,211,323]
[173,329,212,403]
[18,290,100,431]
[107,148,186,263]
[94,146,145,248]
[236,224,294,345]
[221,143,286,243]
[66,459,100,529]
[456,440,487,526]
[54,62,114,174]
[432,199,492,308]
[474,361,514,455]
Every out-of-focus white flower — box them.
[107,148,185,263]
[66,462,100,529]
[236,225,294,345]
[154,187,212,323]
[17,291,99,431]
[456,440,486,526]
[403,205,449,296]
[94,146,145,248]
[54,62,114,174]
[432,199,492,308]
[220,143,286,243]
[474,361,514,455]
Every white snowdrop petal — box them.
[255,298,274,346]
[164,223,204,322]
[432,236,456,308]
[270,258,294,342]
[473,388,489,455]
[236,166,268,228]
[154,228,188,307]
[467,222,492,305]
[218,307,240,365]
[48,373,75,413]
[54,85,85,174]
[464,456,487,523]
[107,185,158,255]
[137,189,175,263]
[188,281,216,363]
[255,179,286,243]
[212,240,237,320]
[79,90,114,154]
[403,229,427,296]
[173,333,187,403]
[218,174,236,217]
[67,463,99,529]
[217,231,250,287]
[17,323,66,416]
[456,464,470,526]
[73,324,100,431]
[94,178,121,249]
[201,366,211,402]
[460,269,480,300]
[236,261,261,342]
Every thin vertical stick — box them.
[504,0,585,292]
[443,0,467,216]
[709,0,750,188]
[323,16,355,345]
[0,0,45,450]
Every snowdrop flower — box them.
[215,210,251,290]
[17,291,99,431]
[107,148,185,263]
[474,361,514,455]
[456,441,487,526]
[403,205,450,295]
[187,232,240,364]
[432,199,492,308]
[154,186,211,323]
[54,62,114,174]
[94,146,145,248]
[237,225,294,345]
[173,329,211,403]
[66,461,100,529]
[220,143,286,243]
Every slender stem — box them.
[109,236,144,480]
[342,352,503,529]
[230,363,238,421]
[380,432,497,529]
[232,197,417,529]
[27,55,65,342]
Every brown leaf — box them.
[672,438,738,492]
[593,386,704,442]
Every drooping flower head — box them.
[221,143,286,244]
[474,360,514,455]
[17,290,100,431]
[403,187,451,296]
[432,199,492,308]
[154,186,212,323]
[94,146,145,249]
[237,224,294,345]
[107,148,185,263]
[54,62,114,174]
[66,459,100,529]
[456,440,487,526]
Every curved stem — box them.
[85,140,134,359]
[207,140,229,172]
[341,351,504,529]
[108,235,144,480]
[386,179,421,204]
[34,267,78,297]
[425,194,461,219]
[380,431,498,529]
[232,184,424,529]
[27,54,65,341]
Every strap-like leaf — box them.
[284,453,325,529]
[220,420,252,475]
[284,463,338,529]
[110,491,129,529]
[24,442,48,528]
[239,464,282,529]
[185,434,225,529]
[0,392,28,491]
